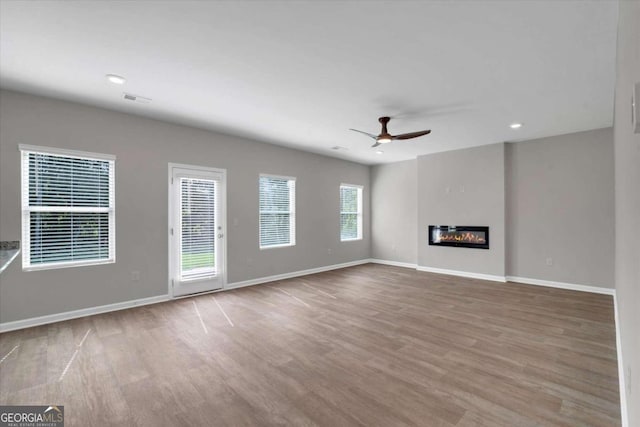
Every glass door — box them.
[169,164,225,297]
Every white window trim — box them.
[19,144,116,161]
[340,183,363,242]
[259,173,296,250]
[20,144,116,271]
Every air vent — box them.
[123,93,152,104]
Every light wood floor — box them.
[0,264,620,426]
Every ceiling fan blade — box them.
[371,141,382,148]
[392,130,431,140]
[349,128,377,140]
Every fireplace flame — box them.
[438,231,486,244]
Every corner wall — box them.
[371,159,417,264]
[0,89,370,324]
[613,1,640,425]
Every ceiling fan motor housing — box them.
[377,117,392,142]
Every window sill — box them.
[260,243,296,250]
[341,238,363,242]
[23,258,115,272]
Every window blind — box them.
[20,146,115,270]
[259,175,296,248]
[340,185,363,241]
[180,177,217,281]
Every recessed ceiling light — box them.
[510,123,523,129]
[106,74,126,85]
[375,150,384,155]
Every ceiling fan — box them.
[350,116,431,148]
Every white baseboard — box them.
[0,294,170,333]
[0,259,372,333]
[614,294,629,427]
[417,265,506,282]
[369,259,417,269]
[224,259,371,291]
[506,276,615,295]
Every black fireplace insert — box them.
[428,226,490,249]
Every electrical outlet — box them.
[546,258,553,266]
[131,271,140,281]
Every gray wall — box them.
[506,129,614,288]
[371,132,614,289]
[417,143,506,277]
[614,1,640,424]
[0,90,370,323]
[371,159,416,264]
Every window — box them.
[259,174,296,248]
[20,145,115,270]
[340,184,363,241]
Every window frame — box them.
[340,183,363,242]
[19,144,116,271]
[258,173,296,250]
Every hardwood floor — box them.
[0,264,620,426]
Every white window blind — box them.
[20,145,115,270]
[259,175,296,248]
[340,184,363,241]
[180,177,217,281]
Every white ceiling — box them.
[0,1,618,165]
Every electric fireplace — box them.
[428,226,489,249]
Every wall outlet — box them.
[131,271,140,281]
[546,258,553,266]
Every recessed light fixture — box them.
[510,123,523,129]
[375,150,384,155]
[106,74,126,85]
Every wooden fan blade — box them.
[371,141,382,148]
[349,129,377,140]
[392,130,431,140]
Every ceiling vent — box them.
[123,93,152,104]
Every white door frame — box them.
[168,163,227,298]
